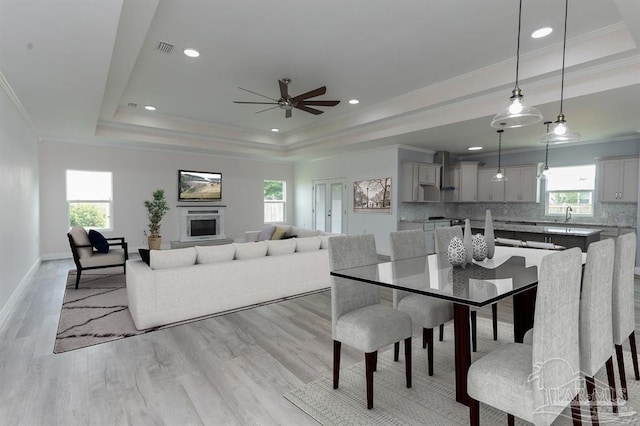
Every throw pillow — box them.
[292,226,321,238]
[271,226,288,240]
[266,239,296,256]
[195,244,236,264]
[88,229,109,253]
[69,226,93,259]
[233,241,268,259]
[295,236,322,252]
[138,248,150,266]
[258,224,276,241]
[150,247,197,270]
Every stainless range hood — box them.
[434,151,454,190]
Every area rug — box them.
[55,270,326,353]
[284,319,640,425]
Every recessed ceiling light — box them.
[183,48,200,58]
[271,128,279,132]
[531,27,552,39]
[467,146,483,151]
[144,105,156,111]
[348,99,359,105]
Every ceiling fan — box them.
[233,78,340,118]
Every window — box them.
[264,180,286,223]
[545,165,596,217]
[66,170,113,230]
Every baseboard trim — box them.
[0,258,40,331]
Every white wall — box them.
[0,80,40,320]
[294,145,400,255]
[39,141,294,258]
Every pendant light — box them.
[540,0,581,143]
[491,130,508,182]
[491,0,543,129]
[541,121,552,178]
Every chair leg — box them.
[585,376,599,426]
[629,332,640,380]
[615,344,628,400]
[469,397,480,426]
[394,341,400,362]
[425,327,434,376]
[439,323,444,341]
[570,393,582,426]
[507,414,514,426]
[365,351,376,409]
[470,310,477,352]
[333,340,341,389]
[606,357,617,414]
[75,269,81,289]
[492,303,498,340]
[422,327,427,348]
[404,336,412,388]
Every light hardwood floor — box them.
[1,259,638,425]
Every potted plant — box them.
[144,189,170,249]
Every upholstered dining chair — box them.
[67,226,128,289]
[467,248,583,426]
[434,226,498,351]
[612,232,639,401]
[328,234,413,409]
[390,229,453,376]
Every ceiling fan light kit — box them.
[233,78,340,118]
[490,0,543,129]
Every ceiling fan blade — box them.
[295,104,323,115]
[298,100,340,106]
[233,101,278,104]
[279,79,289,99]
[292,86,327,103]
[285,109,292,118]
[237,87,278,102]
[255,106,280,114]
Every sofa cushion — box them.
[258,224,276,241]
[195,244,236,264]
[150,247,197,270]
[292,226,321,238]
[69,226,93,259]
[88,229,109,253]
[266,239,296,256]
[295,236,321,252]
[271,225,291,240]
[233,241,268,259]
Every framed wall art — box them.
[353,177,391,214]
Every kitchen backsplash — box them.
[400,201,637,227]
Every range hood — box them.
[434,151,454,190]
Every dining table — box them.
[330,245,586,406]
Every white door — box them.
[313,179,346,233]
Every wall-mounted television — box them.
[178,170,222,202]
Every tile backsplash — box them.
[400,201,637,227]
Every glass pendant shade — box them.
[540,113,581,143]
[492,130,508,182]
[491,87,543,129]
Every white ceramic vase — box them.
[485,209,495,259]
[472,234,488,261]
[447,236,466,267]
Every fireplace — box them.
[178,206,225,242]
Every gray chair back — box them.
[328,234,380,339]
[434,226,463,254]
[390,229,428,307]
[531,247,582,424]
[579,238,615,376]
[613,232,637,345]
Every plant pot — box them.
[148,235,162,250]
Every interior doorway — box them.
[312,179,346,234]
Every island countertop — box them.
[469,221,603,237]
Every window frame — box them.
[66,170,113,231]
[263,180,286,224]
[544,165,596,218]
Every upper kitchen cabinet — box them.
[450,162,478,202]
[400,162,441,202]
[598,156,639,203]
[503,164,541,202]
[477,168,505,202]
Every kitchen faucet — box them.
[564,206,573,223]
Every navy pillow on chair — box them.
[88,229,109,253]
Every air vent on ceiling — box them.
[156,41,175,54]
[127,102,138,108]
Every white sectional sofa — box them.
[126,234,333,330]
